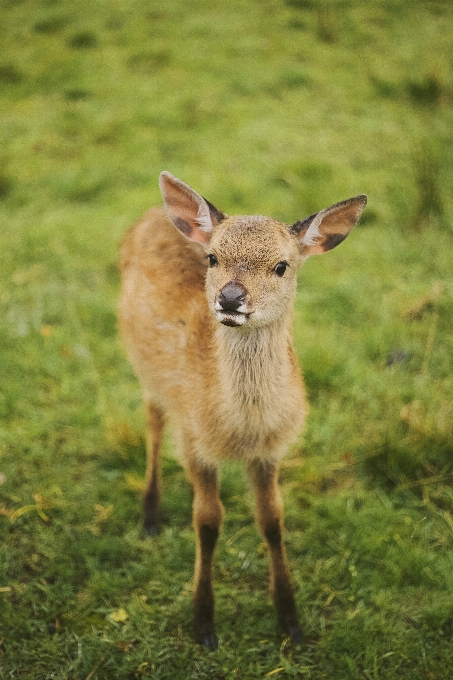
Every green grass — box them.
[1,0,453,677]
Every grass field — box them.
[1,0,453,677]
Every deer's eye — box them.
[274,261,288,277]
[206,254,218,267]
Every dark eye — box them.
[206,254,218,267]
[274,261,288,277]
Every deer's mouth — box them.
[215,310,250,327]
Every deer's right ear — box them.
[159,172,226,245]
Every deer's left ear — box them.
[291,195,367,256]
[159,171,226,245]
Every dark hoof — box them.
[200,633,218,651]
[143,523,159,537]
[288,625,302,645]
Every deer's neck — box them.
[214,317,294,411]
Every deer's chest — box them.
[198,368,305,463]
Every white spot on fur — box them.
[215,311,248,326]
[196,201,213,233]
[301,211,324,247]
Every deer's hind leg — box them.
[247,459,301,644]
[184,453,224,651]
[143,400,166,536]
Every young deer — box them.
[119,172,367,650]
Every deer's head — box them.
[160,172,366,329]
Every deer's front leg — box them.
[186,458,224,651]
[247,459,301,644]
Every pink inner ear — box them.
[163,179,197,224]
[300,195,367,256]
[160,173,212,244]
[321,202,364,236]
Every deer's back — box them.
[119,207,212,412]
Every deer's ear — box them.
[292,195,367,256]
[159,171,226,245]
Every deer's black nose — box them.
[218,282,246,312]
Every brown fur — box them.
[119,172,367,649]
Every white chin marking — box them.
[215,311,248,327]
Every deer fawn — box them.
[119,172,367,650]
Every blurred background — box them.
[0,1,452,677]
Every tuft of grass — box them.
[127,51,172,74]
[406,71,444,106]
[0,174,14,199]
[411,143,444,229]
[67,31,98,49]
[0,63,23,84]
[317,4,337,44]
[33,16,69,34]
